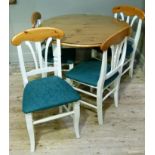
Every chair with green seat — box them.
[65,27,130,125]
[112,5,145,77]
[11,27,80,152]
[31,12,76,71]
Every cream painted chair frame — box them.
[112,5,145,77]
[11,27,80,152]
[66,28,130,125]
[31,12,74,71]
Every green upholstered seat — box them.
[42,47,76,64]
[23,76,80,113]
[65,59,119,87]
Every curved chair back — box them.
[98,26,130,88]
[112,5,145,77]
[11,27,64,87]
[112,5,145,58]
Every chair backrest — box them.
[98,25,131,88]
[11,27,64,87]
[112,5,145,52]
[31,12,42,28]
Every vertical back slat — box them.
[120,12,125,20]
[35,42,43,69]
[44,37,52,68]
[130,15,138,27]
[105,38,127,80]
[126,16,130,24]
[114,13,118,19]
[17,45,28,87]
[25,41,39,69]
[97,51,107,89]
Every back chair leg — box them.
[25,113,35,152]
[59,106,63,113]
[129,61,134,78]
[129,53,136,78]
[114,77,121,107]
[73,101,80,138]
[69,64,74,70]
[114,87,119,107]
[97,94,103,125]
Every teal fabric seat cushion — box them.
[126,40,133,57]
[65,59,119,87]
[42,47,76,64]
[23,76,80,113]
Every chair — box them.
[65,27,130,125]
[11,27,80,152]
[112,5,145,77]
[31,12,76,71]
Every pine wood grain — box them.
[41,15,131,48]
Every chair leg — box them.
[114,87,119,108]
[69,64,74,70]
[129,53,135,78]
[97,95,103,125]
[114,77,121,107]
[129,61,134,78]
[25,113,35,152]
[73,102,80,138]
[59,106,63,113]
[91,48,97,59]
[90,87,94,93]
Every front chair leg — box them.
[96,90,103,125]
[25,113,35,152]
[97,96,103,125]
[73,101,80,138]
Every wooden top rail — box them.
[11,27,64,46]
[100,26,130,51]
[112,5,145,20]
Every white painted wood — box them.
[114,12,143,78]
[69,63,74,70]
[17,46,28,87]
[15,28,80,152]
[73,102,80,138]
[80,100,97,109]
[33,111,74,125]
[25,113,35,152]
[53,40,62,77]
[130,16,138,27]
[67,37,127,125]
[102,88,116,101]
[74,87,97,98]
[26,67,55,77]
[44,38,53,68]
[25,41,39,69]
[120,12,124,20]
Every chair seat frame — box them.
[12,27,80,152]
